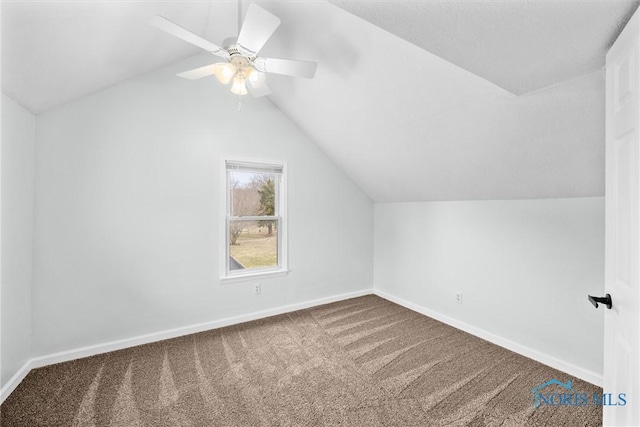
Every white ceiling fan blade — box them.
[176,64,219,80]
[237,4,281,54]
[254,57,317,79]
[247,80,271,98]
[149,16,228,58]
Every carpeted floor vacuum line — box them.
[1,295,602,426]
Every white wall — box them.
[32,55,373,357]
[1,94,36,387]
[374,197,604,378]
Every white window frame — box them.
[220,156,288,284]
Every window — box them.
[221,159,287,282]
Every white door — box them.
[605,6,640,427]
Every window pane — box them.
[229,220,278,271]
[229,171,277,217]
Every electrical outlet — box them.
[455,292,462,304]
[254,283,261,295]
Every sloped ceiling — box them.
[2,0,638,201]
[329,0,638,95]
[261,1,608,201]
[1,1,234,114]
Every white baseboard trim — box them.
[373,289,603,387]
[0,360,33,404]
[1,288,372,404]
[3,287,602,404]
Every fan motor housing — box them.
[222,37,256,60]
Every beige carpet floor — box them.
[1,295,602,426]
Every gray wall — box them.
[1,94,35,387]
[32,55,374,357]
[374,197,605,378]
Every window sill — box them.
[219,269,290,285]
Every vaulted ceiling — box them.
[329,0,638,95]
[2,0,638,201]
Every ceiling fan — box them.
[149,2,317,98]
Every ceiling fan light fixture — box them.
[213,63,236,85]
[150,2,318,101]
[230,75,248,95]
